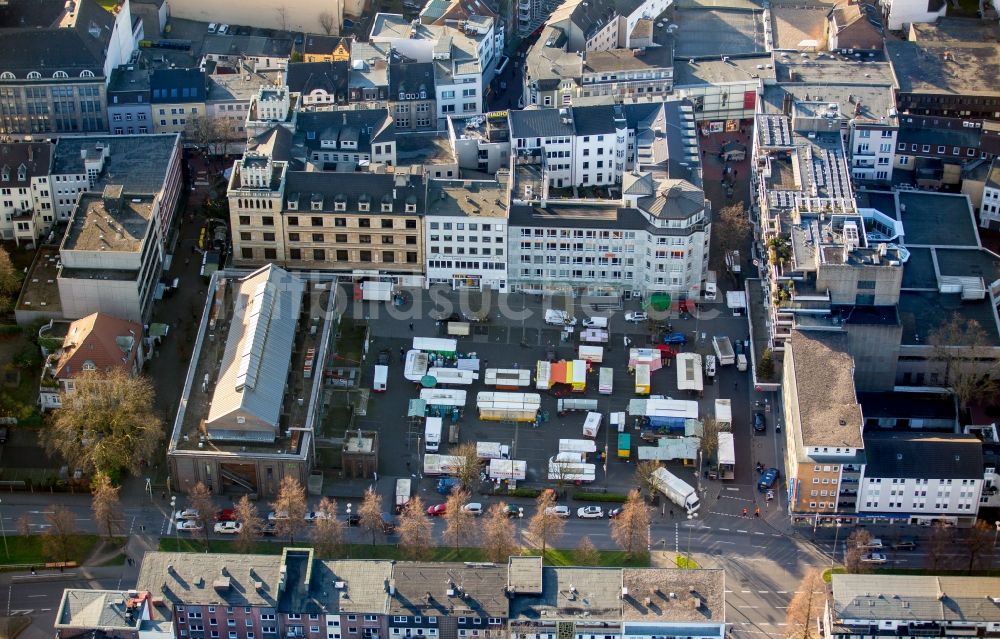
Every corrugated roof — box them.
[206,265,304,437]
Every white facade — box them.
[981,177,1000,228]
[0,171,55,245]
[512,126,628,188]
[437,76,483,120]
[857,476,983,521]
[881,0,947,31]
[425,215,509,291]
[849,125,898,183]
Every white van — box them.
[425,417,442,452]
[736,353,748,372]
[704,355,716,378]
[582,316,608,329]
[373,365,388,392]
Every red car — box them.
[426,504,447,516]
[215,509,236,522]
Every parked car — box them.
[207,22,218,33]
[214,521,242,534]
[663,332,687,344]
[426,504,447,516]
[752,411,766,433]
[214,509,236,522]
[607,508,622,519]
[861,538,883,549]
[757,468,779,491]
[544,505,570,518]
[624,311,648,323]
[506,504,523,518]
[305,511,331,523]
[577,506,604,519]
[174,508,199,520]
[176,520,203,532]
[261,522,277,536]
[376,349,391,366]
[217,24,230,34]
[267,510,289,521]
[436,478,459,495]
[861,552,887,564]
[462,503,483,516]
[581,317,608,328]
[892,540,917,551]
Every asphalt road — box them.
[6,573,129,639]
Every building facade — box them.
[0,142,55,245]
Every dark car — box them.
[346,513,361,527]
[261,522,278,536]
[506,504,523,518]
[892,540,917,551]
[758,468,779,491]
[608,508,622,519]
[752,411,766,433]
[376,349,391,366]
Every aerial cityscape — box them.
[0,0,999,637]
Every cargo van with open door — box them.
[373,365,388,392]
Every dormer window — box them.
[311,200,323,211]
[17,166,26,181]
[80,70,94,78]
[420,90,427,99]
[0,72,13,80]
[334,196,346,211]
[381,201,393,213]
[52,71,68,79]
[287,200,299,210]
[1,167,9,181]
[307,131,316,140]
[359,198,370,212]
[405,202,416,213]
[26,71,41,80]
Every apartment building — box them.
[299,35,353,63]
[981,159,1000,229]
[286,61,351,109]
[369,14,494,121]
[227,149,425,281]
[107,65,153,135]
[880,0,946,31]
[167,265,321,496]
[0,142,55,245]
[672,56,773,123]
[297,109,398,167]
[388,61,438,130]
[201,35,293,72]
[857,432,983,525]
[348,42,391,104]
[823,574,1000,638]
[0,0,135,136]
[150,68,208,136]
[244,85,299,140]
[111,551,725,639]
[893,115,995,189]
[448,112,511,175]
[425,178,509,292]
[782,330,865,524]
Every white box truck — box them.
[712,336,735,366]
[395,478,411,509]
[424,417,443,452]
[361,281,392,301]
[582,412,602,438]
[704,271,717,301]
[489,459,526,481]
[652,467,701,515]
[373,365,388,393]
[599,367,614,394]
[476,442,510,460]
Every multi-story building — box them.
[206,65,284,153]
[286,61,351,109]
[369,14,494,122]
[448,111,511,175]
[0,0,136,136]
[348,42,391,104]
[38,312,145,411]
[107,64,153,135]
[296,109,397,167]
[55,588,165,639]
[420,0,505,53]
[0,142,55,245]
[150,68,208,136]
[823,574,1000,638]
[827,2,884,51]
[200,34,293,72]
[110,551,725,639]
[300,35,353,63]
[880,0,946,31]
[672,56,773,124]
[980,158,1000,229]
[227,149,425,282]
[425,178,509,291]
[857,432,983,525]
[886,24,1000,123]
[244,85,299,140]
[782,330,865,525]
[893,115,995,189]
[167,264,322,497]
[388,60,438,130]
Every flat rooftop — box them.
[426,179,509,218]
[857,390,956,423]
[898,289,1000,346]
[900,246,936,289]
[16,246,62,313]
[898,191,979,247]
[51,134,178,195]
[670,6,767,59]
[451,113,509,144]
[62,190,153,253]
[886,40,1000,97]
[672,55,774,87]
[831,574,1000,623]
[395,132,456,166]
[770,5,828,51]
[56,589,142,630]
[787,330,863,449]
[510,567,625,619]
[620,568,725,622]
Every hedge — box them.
[504,487,541,498]
[573,492,629,503]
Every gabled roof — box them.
[285,61,350,98]
[296,108,395,153]
[301,35,352,59]
[389,60,435,97]
[863,432,982,479]
[52,312,142,379]
[0,142,53,185]
[0,0,115,77]
[637,177,706,220]
[206,265,304,438]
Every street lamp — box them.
[170,496,178,551]
[831,521,842,568]
[0,499,8,558]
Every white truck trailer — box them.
[423,454,464,476]
[395,478,411,509]
[476,441,510,460]
[489,459,526,481]
[676,353,703,394]
[548,458,596,482]
[712,336,735,366]
[652,467,701,515]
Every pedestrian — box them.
[161,491,166,500]
[669,509,674,517]
[140,524,145,532]
[409,322,414,331]
[733,382,738,391]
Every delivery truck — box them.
[373,365,388,392]
[582,412,602,438]
[652,467,701,515]
[424,417,443,452]
[489,458,526,481]
[717,432,735,480]
[635,363,651,395]
[599,367,614,394]
[476,442,510,460]
[548,459,596,483]
[423,454,464,476]
[395,478,411,510]
[617,432,631,459]
[704,270,717,301]
[712,336,735,366]
[715,399,732,430]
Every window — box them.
[314,249,326,260]
[263,232,275,241]
[312,217,323,226]
[239,215,250,225]
[264,248,276,259]
[313,233,324,242]
[336,249,349,261]
[262,216,274,226]
[242,247,254,259]
[381,219,393,229]
[288,216,299,226]
[289,232,300,242]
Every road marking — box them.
[752,545,768,549]
[753,532,766,536]
[741,590,751,593]
[776,591,787,594]
[27,595,48,598]
[736,605,758,609]
[757,590,768,594]
[737,529,748,533]
[714,540,735,544]
[39,608,52,612]
[725,487,741,492]
[718,527,730,532]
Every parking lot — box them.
[346,288,757,501]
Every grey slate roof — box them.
[150,68,207,103]
[388,562,509,617]
[202,35,293,59]
[831,574,1000,623]
[863,432,983,479]
[389,60,436,98]
[51,134,178,194]
[508,108,577,139]
[510,567,624,619]
[0,142,53,185]
[297,108,395,154]
[284,171,426,214]
[0,0,115,77]
[285,61,350,99]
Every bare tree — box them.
[634,460,660,498]
[187,482,217,549]
[43,369,164,478]
[358,487,385,545]
[271,476,308,543]
[233,495,263,554]
[927,521,951,571]
[843,528,873,574]
[714,202,752,259]
[275,5,290,31]
[574,535,600,566]
[527,490,565,553]
[0,246,21,314]
[16,513,31,537]
[452,442,482,491]
[964,519,995,573]
[91,472,123,541]
[929,314,999,417]
[311,498,345,558]
[481,502,518,562]
[442,489,475,548]
[611,489,650,555]
[398,496,434,560]
[785,568,826,639]
[41,505,78,563]
[699,416,720,461]
[318,10,337,35]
